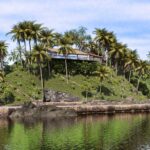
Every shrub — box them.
[0,89,15,104]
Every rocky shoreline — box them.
[1,100,150,118]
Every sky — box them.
[0,0,150,60]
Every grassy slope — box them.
[5,68,146,105]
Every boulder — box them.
[44,89,80,102]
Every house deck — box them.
[48,48,104,63]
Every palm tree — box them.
[31,23,43,45]
[0,41,7,70]
[17,21,28,53]
[31,44,51,101]
[53,32,63,46]
[81,81,92,101]
[136,60,149,91]
[93,28,116,65]
[124,50,139,82]
[59,37,75,84]
[64,27,91,51]
[40,29,54,48]
[7,24,23,66]
[94,65,110,94]
[23,21,35,54]
[9,48,21,66]
[87,41,99,53]
[109,42,127,74]
[40,29,55,76]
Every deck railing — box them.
[49,52,103,63]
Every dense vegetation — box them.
[0,21,150,104]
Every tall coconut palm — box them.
[93,28,116,65]
[59,37,75,84]
[31,23,43,46]
[94,65,110,94]
[109,42,127,74]
[9,48,20,65]
[86,41,99,54]
[18,21,28,53]
[23,21,35,54]
[53,32,63,46]
[40,29,55,77]
[124,50,139,82]
[40,29,55,48]
[64,27,91,51]
[0,41,7,70]
[7,24,23,66]
[136,60,149,91]
[31,44,51,101]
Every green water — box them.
[0,114,150,150]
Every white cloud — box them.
[119,36,150,60]
[1,0,150,59]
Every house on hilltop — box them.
[48,48,104,63]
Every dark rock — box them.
[23,101,36,109]
[44,89,80,102]
[9,105,77,118]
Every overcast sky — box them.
[0,0,150,59]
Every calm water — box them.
[0,114,150,150]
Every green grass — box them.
[4,67,146,105]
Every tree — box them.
[93,28,116,65]
[17,21,28,53]
[40,29,55,48]
[64,27,91,51]
[23,21,35,54]
[7,24,23,66]
[124,50,139,82]
[136,60,149,91]
[31,23,43,45]
[9,48,20,65]
[59,37,75,84]
[109,42,127,74]
[94,65,110,94]
[0,41,8,70]
[81,80,92,101]
[40,29,55,76]
[31,44,51,102]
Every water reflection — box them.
[0,114,150,150]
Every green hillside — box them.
[2,67,146,105]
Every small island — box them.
[0,21,149,118]
[1,0,150,149]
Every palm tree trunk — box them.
[0,59,3,71]
[35,38,38,46]
[65,57,68,84]
[109,58,112,67]
[29,40,32,54]
[99,82,102,94]
[18,40,23,67]
[48,61,51,77]
[105,49,108,66]
[29,40,32,66]
[136,75,141,92]
[39,64,44,102]
[24,40,27,53]
[129,70,132,82]
[86,90,88,101]
[115,61,118,75]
